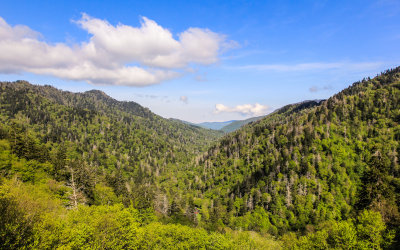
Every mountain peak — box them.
[83,89,111,99]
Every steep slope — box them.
[1,68,399,248]
[0,81,223,205]
[188,68,400,237]
[0,81,280,249]
[1,81,223,150]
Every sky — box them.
[0,0,399,123]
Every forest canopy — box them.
[0,67,399,249]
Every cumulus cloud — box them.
[179,96,188,104]
[215,103,269,116]
[0,14,231,86]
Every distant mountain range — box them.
[175,118,265,133]
[185,99,325,133]
[219,116,265,133]
[197,120,237,130]
[1,68,399,249]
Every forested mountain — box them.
[196,100,324,134]
[0,80,225,209]
[1,68,400,249]
[218,100,324,134]
[1,80,223,152]
[1,80,266,249]
[0,80,224,158]
[185,67,400,247]
[220,116,264,133]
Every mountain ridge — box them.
[187,67,400,242]
[197,120,237,130]
[1,67,400,249]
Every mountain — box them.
[195,101,326,134]
[1,67,400,249]
[1,80,261,248]
[0,80,223,152]
[197,120,237,130]
[220,116,264,133]
[0,80,224,206]
[199,116,272,133]
[186,67,400,247]
[218,100,325,133]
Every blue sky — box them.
[0,0,399,123]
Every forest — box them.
[1,67,399,249]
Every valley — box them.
[1,68,399,248]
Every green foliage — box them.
[0,80,223,209]
[35,204,141,249]
[0,179,282,249]
[0,67,400,248]
[0,178,64,249]
[0,185,35,249]
[190,68,400,240]
[92,183,120,205]
[291,210,393,249]
[356,210,394,249]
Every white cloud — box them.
[0,14,232,86]
[179,96,188,104]
[215,103,269,116]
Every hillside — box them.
[1,68,400,249]
[185,68,400,247]
[0,80,224,208]
[0,80,223,153]
[0,80,283,249]
[220,116,264,133]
